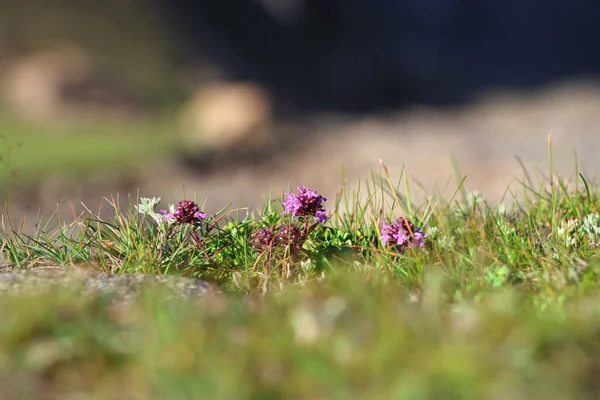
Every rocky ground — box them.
[5,80,600,234]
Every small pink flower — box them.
[282,186,327,223]
[162,200,206,226]
[380,217,425,252]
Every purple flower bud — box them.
[380,217,425,252]
[162,200,206,225]
[282,186,327,222]
[276,223,304,253]
[251,224,305,254]
[251,227,277,251]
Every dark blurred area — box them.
[163,0,600,112]
[2,0,600,114]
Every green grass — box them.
[0,113,178,191]
[2,144,600,398]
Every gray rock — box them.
[0,267,222,305]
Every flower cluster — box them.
[251,226,277,250]
[162,200,207,226]
[138,190,427,263]
[276,224,303,251]
[252,186,328,254]
[380,217,425,252]
[283,186,328,223]
[137,198,210,257]
[251,224,304,253]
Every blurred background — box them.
[1,0,600,226]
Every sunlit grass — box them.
[1,142,600,398]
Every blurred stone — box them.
[178,82,273,152]
[0,46,143,122]
[1,46,92,120]
[0,267,223,306]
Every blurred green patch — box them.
[0,113,180,189]
[1,272,600,399]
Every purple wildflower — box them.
[162,200,207,225]
[380,217,425,251]
[282,186,327,223]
